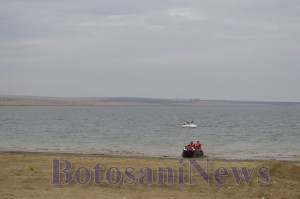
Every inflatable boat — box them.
[182,146,204,158]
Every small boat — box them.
[181,120,197,128]
[181,123,197,128]
[182,146,204,158]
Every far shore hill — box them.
[0,95,300,107]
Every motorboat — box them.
[181,123,197,128]
[181,120,197,128]
[182,146,204,158]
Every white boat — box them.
[181,124,197,128]
[181,121,197,128]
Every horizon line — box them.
[0,94,300,104]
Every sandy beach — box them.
[0,152,299,199]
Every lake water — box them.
[0,106,299,160]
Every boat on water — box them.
[181,120,197,128]
[182,146,204,158]
[182,140,204,158]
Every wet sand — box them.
[0,152,299,199]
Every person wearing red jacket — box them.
[195,140,202,150]
[188,141,195,150]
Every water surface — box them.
[0,106,299,160]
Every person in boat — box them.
[191,120,194,124]
[188,141,195,150]
[195,140,202,151]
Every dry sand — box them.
[0,152,299,199]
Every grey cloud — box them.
[0,0,300,101]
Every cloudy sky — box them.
[0,0,299,101]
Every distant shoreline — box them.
[1,95,299,107]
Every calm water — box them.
[0,106,299,160]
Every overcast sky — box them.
[0,0,299,101]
